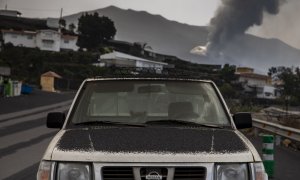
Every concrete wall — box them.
[36,30,61,52]
[239,76,268,87]
[3,32,36,48]
[3,30,79,52]
[256,86,277,99]
[60,37,79,51]
[136,61,163,69]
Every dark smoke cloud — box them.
[206,0,283,55]
[249,0,300,49]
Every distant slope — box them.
[0,15,48,31]
[224,35,300,72]
[62,6,300,72]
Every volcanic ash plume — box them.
[192,0,284,56]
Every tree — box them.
[295,67,300,100]
[268,66,300,113]
[220,64,237,83]
[219,83,236,99]
[68,23,76,33]
[77,13,116,50]
[59,18,66,29]
[269,67,297,96]
[0,31,3,52]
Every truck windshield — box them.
[70,80,230,126]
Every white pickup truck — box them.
[37,77,268,180]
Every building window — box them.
[64,40,69,44]
[42,39,54,48]
[42,32,54,38]
[45,32,52,36]
[27,35,33,39]
[11,34,17,38]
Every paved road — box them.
[247,135,300,179]
[0,93,299,179]
[0,91,74,180]
[0,101,71,179]
[0,89,75,115]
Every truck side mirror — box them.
[47,112,65,129]
[233,112,252,129]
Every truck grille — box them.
[140,167,168,180]
[101,166,207,180]
[174,167,206,180]
[102,167,134,180]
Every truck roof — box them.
[85,77,214,84]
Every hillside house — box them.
[105,40,222,72]
[237,72,271,87]
[256,85,278,99]
[95,51,168,71]
[60,34,78,51]
[1,29,79,52]
[236,67,278,99]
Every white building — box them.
[0,10,21,17]
[96,51,168,71]
[1,30,36,48]
[256,86,277,99]
[60,34,79,51]
[237,73,271,87]
[1,29,79,52]
[236,67,271,87]
[235,67,279,99]
[36,30,61,52]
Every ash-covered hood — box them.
[50,127,255,162]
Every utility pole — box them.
[60,8,63,19]
[58,8,63,33]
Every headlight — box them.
[216,163,249,180]
[252,162,268,180]
[57,162,92,180]
[37,161,53,180]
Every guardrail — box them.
[252,118,300,142]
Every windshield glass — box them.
[70,80,230,126]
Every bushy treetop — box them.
[77,12,116,50]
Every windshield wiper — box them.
[145,119,226,129]
[73,121,146,127]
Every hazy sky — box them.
[1,0,299,49]
[1,0,220,26]
[248,0,300,50]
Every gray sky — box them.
[248,0,300,50]
[1,0,219,26]
[1,0,299,49]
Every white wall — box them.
[36,30,61,52]
[3,32,36,48]
[136,61,163,69]
[60,37,79,51]
[2,30,79,52]
[256,86,277,99]
[239,76,268,86]
[136,61,164,74]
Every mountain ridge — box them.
[61,6,300,72]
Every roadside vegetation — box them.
[0,45,102,85]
